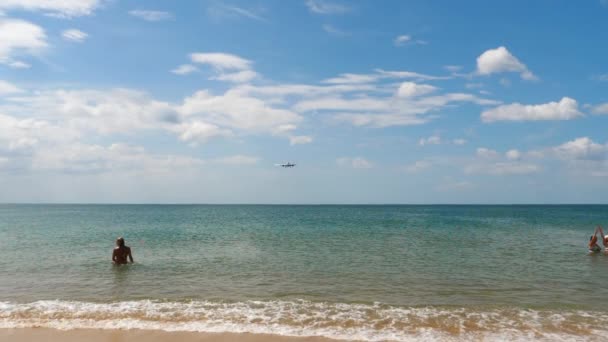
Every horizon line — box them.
[1,203,608,206]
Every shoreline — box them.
[0,328,334,342]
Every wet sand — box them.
[0,328,335,342]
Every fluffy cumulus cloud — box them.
[481,97,582,122]
[175,52,259,83]
[61,29,88,43]
[336,157,373,169]
[4,88,178,135]
[463,147,540,175]
[476,46,536,80]
[553,137,608,161]
[129,10,173,22]
[397,82,437,97]
[179,89,302,133]
[0,0,102,18]
[0,18,47,65]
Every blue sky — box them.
[0,0,607,203]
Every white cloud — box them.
[0,18,47,63]
[306,0,350,14]
[209,5,267,22]
[178,52,257,83]
[506,149,521,160]
[464,147,540,176]
[394,35,411,46]
[307,92,498,128]
[592,74,608,82]
[322,73,378,84]
[322,24,349,37]
[171,64,199,75]
[375,69,450,81]
[32,143,205,174]
[129,10,173,22]
[61,29,88,43]
[289,135,313,145]
[322,69,449,84]
[397,82,437,97]
[476,147,499,159]
[179,89,302,133]
[393,34,426,47]
[476,46,536,80]
[190,52,251,71]
[3,88,178,135]
[336,157,373,169]
[7,60,30,69]
[211,70,258,83]
[591,103,608,115]
[0,0,102,18]
[453,138,467,145]
[553,137,608,161]
[173,121,233,145]
[0,80,22,95]
[419,135,441,146]
[481,97,582,122]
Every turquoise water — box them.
[1,204,608,340]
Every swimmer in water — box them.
[589,228,602,253]
[112,237,133,264]
[595,225,608,252]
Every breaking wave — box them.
[1,300,607,341]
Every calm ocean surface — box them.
[2,204,608,340]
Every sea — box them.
[1,204,608,341]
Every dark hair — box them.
[117,237,125,247]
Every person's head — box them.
[116,237,125,247]
[590,235,598,244]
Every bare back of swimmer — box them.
[112,237,133,264]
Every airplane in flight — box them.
[275,162,296,168]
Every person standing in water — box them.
[594,226,608,251]
[112,237,134,264]
[589,227,602,253]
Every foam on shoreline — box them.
[1,300,606,341]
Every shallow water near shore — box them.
[2,204,608,340]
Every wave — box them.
[1,300,607,341]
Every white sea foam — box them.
[0,300,606,341]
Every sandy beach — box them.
[0,328,333,342]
